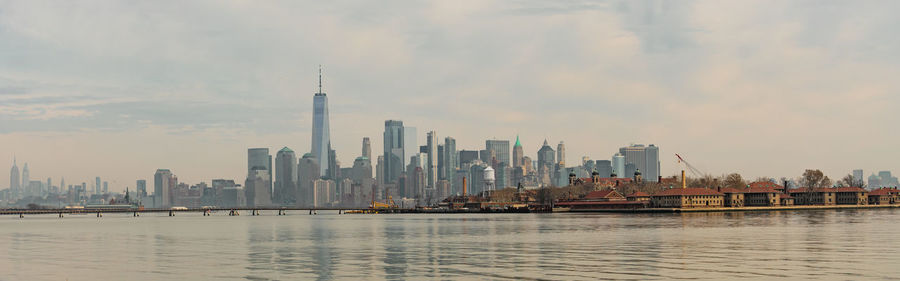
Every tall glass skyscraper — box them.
[383,120,404,183]
[311,66,331,177]
[485,139,511,167]
[247,148,272,196]
[618,144,660,182]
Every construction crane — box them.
[675,153,707,189]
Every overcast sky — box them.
[2,0,899,191]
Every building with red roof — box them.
[717,187,745,207]
[868,187,898,205]
[626,191,650,202]
[651,188,724,208]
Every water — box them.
[1,209,899,280]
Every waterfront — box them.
[2,209,900,280]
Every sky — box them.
[2,0,899,192]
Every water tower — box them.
[483,166,496,195]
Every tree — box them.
[800,169,832,188]
[723,173,746,189]
[839,174,865,188]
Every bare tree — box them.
[798,169,832,205]
[723,173,746,189]
[839,174,865,188]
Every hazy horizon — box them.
[3,1,900,192]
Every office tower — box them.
[362,137,372,159]
[274,147,297,206]
[154,169,174,208]
[327,148,339,180]
[245,169,272,207]
[9,158,19,198]
[59,178,64,195]
[298,153,320,207]
[459,150,480,166]
[595,160,612,179]
[383,120,404,183]
[624,163,636,179]
[853,169,864,185]
[557,141,566,166]
[403,126,417,166]
[612,153,625,177]
[376,156,385,186]
[311,66,332,176]
[469,163,487,196]
[136,180,147,198]
[247,148,273,196]
[426,131,438,188]
[522,156,533,174]
[512,135,524,168]
[443,137,457,188]
[480,149,493,165]
[537,140,555,185]
[103,181,108,194]
[618,144,660,182]
[21,162,29,191]
[313,179,335,208]
[437,145,444,180]
[485,139,511,167]
[351,156,373,183]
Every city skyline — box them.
[3,1,900,190]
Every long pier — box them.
[0,207,405,217]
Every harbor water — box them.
[1,209,898,280]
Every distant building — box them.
[136,180,147,198]
[247,148,272,197]
[153,169,175,208]
[485,139,510,168]
[556,141,566,166]
[9,158,19,199]
[426,131,438,188]
[512,135,524,168]
[245,169,272,207]
[274,147,297,206]
[298,153,320,207]
[853,169,864,185]
[537,140,555,186]
[459,150,480,166]
[311,67,331,176]
[383,120,405,183]
[618,144,660,182]
[443,137,458,188]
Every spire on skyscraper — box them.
[317,65,324,95]
[515,135,521,147]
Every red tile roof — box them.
[653,188,723,196]
[749,181,784,189]
[745,186,780,193]
[719,187,745,193]
[788,187,868,193]
[869,187,898,196]
[584,190,624,199]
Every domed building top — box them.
[302,152,315,158]
[634,169,642,175]
[279,147,294,153]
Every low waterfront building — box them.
[868,187,898,205]
[834,187,868,205]
[744,183,782,207]
[582,189,625,201]
[651,188,724,208]
[718,187,744,207]
[626,191,650,202]
[779,194,794,206]
[789,187,867,206]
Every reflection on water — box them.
[2,209,900,280]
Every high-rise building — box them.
[311,67,332,176]
[853,169,864,185]
[485,139,511,167]
[443,137,457,188]
[21,162,29,191]
[313,179,336,207]
[297,153,320,207]
[9,158,19,198]
[362,137,372,159]
[103,181,108,194]
[595,160,613,179]
[612,153,625,177]
[245,169,272,207]
[403,126,418,166]
[557,141,566,166]
[274,147,297,206]
[512,135,524,168]
[136,179,147,198]
[618,144,660,182]
[154,169,174,208]
[426,131,438,188]
[459,150,480,166]
[383,120,405,183]
[537,140,555,185]
[247,148,272,196]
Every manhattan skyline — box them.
[2,1,900,191]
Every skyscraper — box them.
[311,66,331,176]
[9,158,19,198]
[618,144,660,182]
[612,153,625,177]
[247,148,272,196]
[485,139,510,167]
[537,140,555,185]
[557,141,566,166]
[383,120,404,183]
[154,169,174,208]
[95,177,101,194]
[362,137,372,159]
[426,131,438,187]
[136,179,147,198]
[21,162,29,191]
[512,135,524,168]
[298,153,320,207]
[403,126,417,166]
[274,147,297,206]
[443,137,457,188]
[245,169,272,207]
[853,169,864,184]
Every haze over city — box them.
[2,1,899,192]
